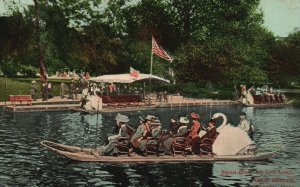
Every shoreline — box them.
[1,93,298,113]
[0,95,237,113]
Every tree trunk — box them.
[33,0,48,84]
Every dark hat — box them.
[240,112,246,117]
[170,118,177,123]
[209,119,216,124]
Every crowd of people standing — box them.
[29,79,83,101]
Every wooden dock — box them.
[156,100,236,108]
[4,104,81,112]
[1,96,81,112]
[1,96,237,113]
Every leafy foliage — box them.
[0,0,298,86]
[266,31,300,85]
[0,12,35,76]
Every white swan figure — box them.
[198,112,227,138]
[210,113,256,155]
[211,113,227,132]
[84,95,102,111]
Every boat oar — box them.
[80,114,86,151]
[94,97,100,149]
[94,96,104,150]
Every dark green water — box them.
[0,105,299,186]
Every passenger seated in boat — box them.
[168,117,179,135]
[98,113,133,156]
[108,113,132,139]
[238,112,253,135]
[144,124,162,155]
[274,92,280,103]
[188,112,202,154]
[200,119,217,141]
[153,118,179,154]
[146,115,161,129]
[199,119,219,155]
[279,93,286,103]
[163,117,189,155]
[147,124,162,144]
[130,116,152,153]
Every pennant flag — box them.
[152,36,173,61]
[130,66,139,78]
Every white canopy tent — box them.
[89,73,170,84]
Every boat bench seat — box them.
[9,95,32,106]
[172,131,192,156]
[103,95,143,107]
[199,132,219,156]
[144,132,165,157]
[114,128,135,157]
[114,137,132,156]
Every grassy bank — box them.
[0,77,71,101]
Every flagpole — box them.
[150,37,153,75]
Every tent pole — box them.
[4,75,7,107]
[143,82,146,99]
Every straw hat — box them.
[115,113,129,123]
[150,122,161,127]
[179,117,189,124]
[145,115,157,121]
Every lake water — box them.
[0,105,299,186]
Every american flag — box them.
[152,36,173,61]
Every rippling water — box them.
[0,105,299,186]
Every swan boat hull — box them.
[239,100,294,108]
[71,104,159,114]
[41,141,282,163]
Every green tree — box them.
[69,21,121,75]
[172,0,273,84]
[113,0,177,76]
[111,0,273,83]
[0,12,35,77]
[1,0,291,88]
[267,31,300,85]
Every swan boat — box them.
[238,92,294,107]
[239,100,294,108]
[41,113,282,163]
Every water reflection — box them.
[0,105,299,186]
